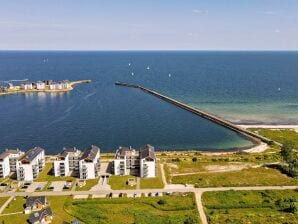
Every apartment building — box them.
[0,149,24,178]
[53,147,81,177]
[140,145,156,178]
[79,145,100,179]
[113,145,156,178]
[6,149,25,172]
[17,147,45,182]
[0,152,10,178]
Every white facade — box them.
[6,149,24,172]
[113,145,156,178]
[49,83,56,90]
[140,159,155,178]
[113,147,140,176]
[36,81,45,90]
[53,153,70,177]
[17,147,45,182]
[79,146,100,179]
[62,81,71,89]
[21,83,33,90]
[0,153,10,178]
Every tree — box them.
[192,157,197,162]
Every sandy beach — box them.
[238,124,298,132]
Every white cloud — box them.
[275,28,281,33]
[192,9,208,15]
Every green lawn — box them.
[0,197,9,207]
[65,193,200,224]
[140,164,164,189]
[36,162,76,182]
[2,197,25,214]
[0,194,200,224]
[250,128,298,148]
[76,178,99,191]
[171,167,298,187]
[202,190,298,224]
[109,175,136,190]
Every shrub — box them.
[192,157,197,162]
[157,199,166,205]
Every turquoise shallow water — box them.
[0,51,297,153]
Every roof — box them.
[0,152,9,160]
[21,147,44,163]
[81,145,100,161]
[60,147,81,157]
[26,196,46,207]
[5,148,22,154]
[29,207,53,224]
[115,146,137,158]
[140,144,155,160]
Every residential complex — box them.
[54,145,100,179]
[17,147,45,182]
[113,145,156,178]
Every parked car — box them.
[35,187,42,191]
[47,186,54,190]
[0,183,8,186]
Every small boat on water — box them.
[146,66,150,70]
[131,72,134,76]
[168,73,172,77]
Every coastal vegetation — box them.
[170,167,298,187]
[202,190,298,224]
[249,128,298,148]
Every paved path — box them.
[195,191,207,224]
[160,164,167,186]
[0,196,14,214]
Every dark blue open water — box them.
[0,51,297,153]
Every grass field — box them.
[0,194,200,224]
[202,189,298,224]
[76,178,99,191]
[140,164,164,189]
[35,163,76,182]
[65,193,200,224]
[171,167,298,187]
[0,197,9,208]
[0,197,27,223]
[249,128,298,148]
[109,175,136,190]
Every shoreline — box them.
[0,80,91,96]
[238,124,298,132]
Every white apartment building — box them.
[0,149,25,178]
[17,147,45,182]
[36,81,46,90]
[79,145,100,179]
[21,83,33,90]
[113,145,156,178]
[0,152,10,178]
[53,147,81,177]
[113,147,140,176]
[6,149,25,173]
[140,145,156,178]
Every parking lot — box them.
[48,181,67,192]
[25,182,47,193]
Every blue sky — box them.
[0,0,297,50]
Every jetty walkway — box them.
[115,82,279,146]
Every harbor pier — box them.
[115,81,279,146]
